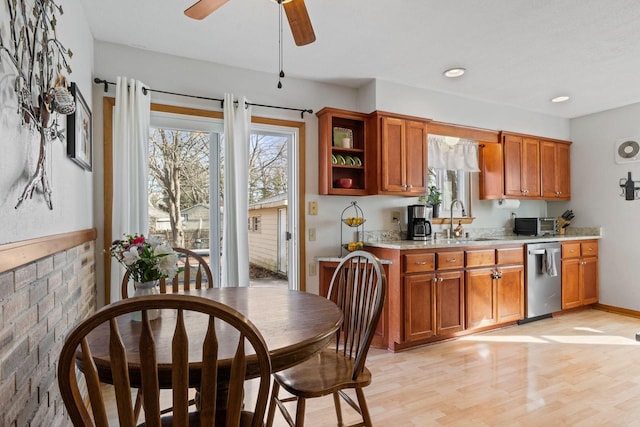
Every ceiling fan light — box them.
[443,68,466,78]
[551,95,570,103]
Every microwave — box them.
[513,217,558,236]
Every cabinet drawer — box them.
[496,247,524,265]
[465,249,495,267]
[436,251,464,270]
[404,253,435,273]
[581,241,598,257]
[562,243,581,259]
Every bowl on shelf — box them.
[335,178,353,189]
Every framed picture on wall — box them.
[66,82,92,171]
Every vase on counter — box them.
[430,203,440,218]
[132,280,161,321]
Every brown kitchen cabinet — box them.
[317,107,369,195]
[465,246,524,329]
[369,112,429,195]
[561,240,598,309]
[435,270,465,335]
[485,131,572,200]
[502,132,541,198]
[365,243,524,351]
[403,273,436,341]
[403,250,464,342]
[541,139,571,200]
[478,141,504,199]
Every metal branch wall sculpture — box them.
[0,0,74,209]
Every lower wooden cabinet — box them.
[436,271,465,335]
[403,273,436,341]
[465,261,524,329]
[465,268,496,328]
[362,243,526,351]
[561,241,598,309]
[403,268,464,341]
[496,266,525,323]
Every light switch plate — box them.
[308,262,317,276]
[309,228,316,241]
[309,201,318,215]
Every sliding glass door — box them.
[148,111,298,289]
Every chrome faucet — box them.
[450,199,466,237]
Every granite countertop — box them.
[364,233,601,250]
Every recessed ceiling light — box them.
[551,95,570,103]
[443,68,466,78]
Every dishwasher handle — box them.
[528,248,560,256]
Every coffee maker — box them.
[407,204,432,240]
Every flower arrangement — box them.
[109,234,182,283]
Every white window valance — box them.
[428,134,480,172]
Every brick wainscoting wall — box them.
[0,230,97,426]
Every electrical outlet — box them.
[391,210,401,223]
[308,262,317,276]
[308,201,318,215]
[309,228,316,241]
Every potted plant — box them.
[426,185,442,217]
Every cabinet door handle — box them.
[415,261,427,265]
[408,184,413,189]
[439,277,444,282]
[587,247,593,251]
[446,258,457,263]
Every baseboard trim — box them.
[592,303,640,319]
[0,228,97,273]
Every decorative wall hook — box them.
[619,171,640,200]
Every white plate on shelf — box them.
[333,127,353,147]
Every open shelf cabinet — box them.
[317,107,369,195]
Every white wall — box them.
[570,103,640,310]
[0,0,94,244]
[93,42,575,296]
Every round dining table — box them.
[84,287,343,388]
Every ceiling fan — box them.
[184,0,316,46]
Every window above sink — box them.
[426,121,501,224]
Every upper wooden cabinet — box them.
[478,141,504,199]
[369,112,430,196]
[503,133,541,198]
[479,132,572,200]
[317,107,369,195]
[541,140,571,200]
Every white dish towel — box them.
[542,248,558,277]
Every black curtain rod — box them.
[93,78,314,118]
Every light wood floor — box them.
[105,309,640,426]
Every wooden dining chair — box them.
[58,294,272,427]
[122,247,214,298]
[266,250,387,427]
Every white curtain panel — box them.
[111,77,151,302]
[428,135,480,172]
[221,94,251,287]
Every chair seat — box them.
[274,349,372,398]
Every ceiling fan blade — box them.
[184,0,229,20]
[283,0,316,46]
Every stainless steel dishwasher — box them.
[520,241,562,323]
